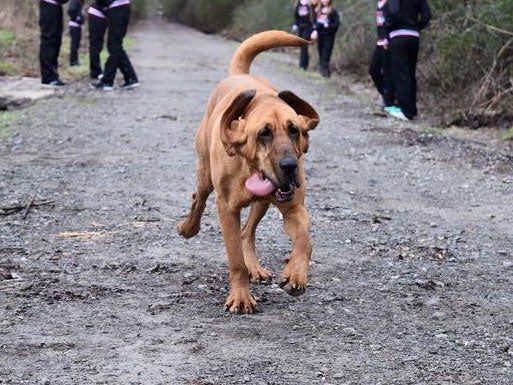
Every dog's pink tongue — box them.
[245,173,275,196]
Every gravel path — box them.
[1,20,512,385]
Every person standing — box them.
[67,0,84,66]
[90,0,139,91]
[87,0,108,79]
[314,0,340,78]
[39,0,69,86]
[385,0,431,120]
[369,0,394,109]
[292,0,315,70]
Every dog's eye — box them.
[288,124,299,138]
[258,126,273,143]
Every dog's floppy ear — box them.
[278,91,319,153]
[278,91,319,131]
[220,89,256,156]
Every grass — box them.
[501,127,513,141]
[0,30,16,44]
[0,111,19,139]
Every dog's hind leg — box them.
[241,201,272,282]
[177,160,213,238]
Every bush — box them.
[421,0,513,119]
[161,0,236,34]
[130,0,148,22]
[229,0,294,39]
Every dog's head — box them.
[220,89,319,202]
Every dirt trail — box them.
[1,20,512,385]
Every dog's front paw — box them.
[224,288,257,314]
[279,261,308,297]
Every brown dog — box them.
[178,31,319,314]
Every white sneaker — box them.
[90,82,114,91]
[384,106,409,121]
[390,108,409,121]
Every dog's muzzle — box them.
[274,156,298,203]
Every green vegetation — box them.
[502,127,513,141]
[0,111,18,138]
[0,30,16,44]
[0,31,20,75]
[161,0,235,34]
[131,0,148,20]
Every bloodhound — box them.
[178,31,319,314]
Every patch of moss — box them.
[0,111,18,139]
[0,30,16,44]
[501,127,513,141]
[0,61,17,75]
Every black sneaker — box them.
[121,79,140,90]
[43,79,66,86]
[90,81,114,91]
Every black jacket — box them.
[67,0,84,24]
[387,0,431,32]
[315,8,340,36]
[294,3,313,28]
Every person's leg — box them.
[369,45,384,94]
[103,6,138,86]
[101,7,129,85]
[396,36,419,119]
[298,26,310,70]
[322,34,335,77]
[53,6,63,74]
[39,3,60,83]
[119,50,138,84]
[318,37,330,76]
[317,36,324,73]
[390,36,414,119]
[382,46,395,107]
[89,16,107,78]
[117,6,138,84]
[69,26,80,65]
[408,38,420,117]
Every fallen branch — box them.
[22,192,37,219]
[0,200,55,216]
[469,17,513,37]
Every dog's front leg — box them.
[279,204,312,297]
[216,198,256,314]
[242,201,273,282]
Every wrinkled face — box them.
[221,90,319,203]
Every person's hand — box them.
[310,30,318,41]
[292,24,298,32]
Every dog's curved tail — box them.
[229,30,308,76]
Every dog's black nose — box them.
[279,156,297,172]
